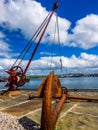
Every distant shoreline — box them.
[0,73,98,82]
[28,73,98,78]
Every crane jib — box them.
[5,1,59,91]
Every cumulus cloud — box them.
[0,40,12,58]
[0,0,70,44]
[23,53,98,74]
[0,31,19,58]
[70,14,98,49]
[0,31,12,58]
[0,53,98,75]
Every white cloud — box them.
[40,51,56,56]
[0,31,12,58]
[0,53,98,75]
[62,53,98,69]
[26,53,98,74]
[0,38,19,58]
[70,14,98,49]
[0,40,12,58]
[0,0,71,44]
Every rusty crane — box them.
[5,1,59,91]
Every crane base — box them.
[2,90,21,97]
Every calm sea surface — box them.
[0,77,98,90]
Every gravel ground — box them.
[0,112,40,130]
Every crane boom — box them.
[5,1,59,91]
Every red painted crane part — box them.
[5,1,59,91]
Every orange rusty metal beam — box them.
[67,95,98,101]
[52,94,67,126]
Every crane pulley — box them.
[5,1,59,91]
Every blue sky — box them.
[0,0,98,75]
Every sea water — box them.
[0,77,98,90]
